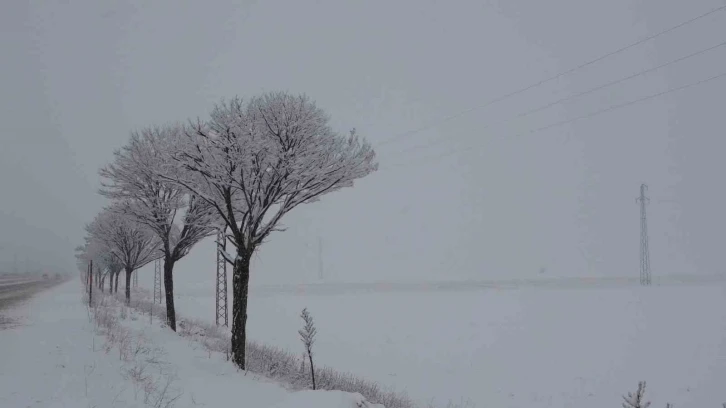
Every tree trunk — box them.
[231,248,252,369]
[88,262,93,306]
[163,256,177,331]
[124,267,133,305]
[114,270,120,293]
[109,270,114,293]
[100,274,105,293]
[308,353,316,390]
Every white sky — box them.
[1,0,725,283]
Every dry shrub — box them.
[90,291,182,408]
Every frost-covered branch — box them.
[160,92,377,252]
[154,91,377,370]
[622,381,651,408]
[86,207,161,271]
[100,125,217,263]
[85,206,162,303]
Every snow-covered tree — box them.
[100,125,216,330]
[86,207,161,304]
[106,255,123,294]
[75,236,107,283]
[160,92,377,369]
[299,307,318,390]
[622,381,651,408]
[75,244,93,293]
[95,263,106,292]
[95,248,123,294]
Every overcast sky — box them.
[1,0,725,284]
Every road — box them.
[0,276,65,329]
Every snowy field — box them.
[165,275,726,408]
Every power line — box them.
[389,39,726,157]
[374,4,726,148]
[381,69,726,171]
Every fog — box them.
[2,0,725,282]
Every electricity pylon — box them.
[637,183,652,286]
[215,228,228,326]
[153,258,163,304]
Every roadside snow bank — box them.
[100,290,392,408]
[97,291,293,408]
[120,288,409,408]
[0,281,143,407]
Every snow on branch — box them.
[216,240,236,265]
[85,205,162,272]
[622,381,651,408]
[99,124,217,263]
[158,92,378,254]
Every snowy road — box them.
[0,277,62,329]
[0,281,136,407]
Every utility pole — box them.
[153,258,162,304]
[215,228,228,326]
[637,183,652,286]
[318,237,324,280]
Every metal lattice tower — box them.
[215,228,229,326]
[153,258,163,304]
[637,183,652,286]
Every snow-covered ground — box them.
[3,269,725,407]
[0,281,138,407]
[0,281,388,408]
[165,273,726,408]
